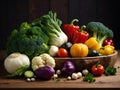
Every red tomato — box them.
[57,48,68,57]
[91,64,104,76]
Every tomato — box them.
[91,64,104,76]
[57,48,68,57]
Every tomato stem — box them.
[95,61,100,68]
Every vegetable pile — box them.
[6,11,68,59]
[4,11,117,82]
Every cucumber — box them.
[24,70,34,78]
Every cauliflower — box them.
[31,53,56,71]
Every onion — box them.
[61,60,75,76]
[34,66,55,80]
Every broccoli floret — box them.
[6,22,49,59]
[6,29,20,53]
[20,22,31,30]
[86,21,113,46]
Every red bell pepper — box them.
[91,63,104,76]
[103,38,114,46]
[72,25,89,44]
[63,19,80,42]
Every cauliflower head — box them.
[31,53,56,71]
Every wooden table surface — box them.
[0,50,120,89]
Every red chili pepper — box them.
[103,38,114,46]
[63,19,80,42]
[72,25,89,44]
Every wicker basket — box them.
[54,50,118,72]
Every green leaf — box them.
[105,66,116,76]
[83,73,96,83]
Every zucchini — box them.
[24,70,34,78]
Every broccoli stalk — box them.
[86,21,113,47]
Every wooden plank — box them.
[50,0,69,24]
[0,69,120,88]
[28,0,50,22]
[69,0,97,25]
[16,0,29,23]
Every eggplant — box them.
[61,42,72,56]
[61,60,75,76]
[34,66,55,80]
[88,49,99,57]
[61,42,72,50]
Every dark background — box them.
[0,0,120,50]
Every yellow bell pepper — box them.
[84,37,101,51]
[70,43,88,57]
[99,45,115,55]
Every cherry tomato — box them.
[91,64,104,76]
[57,48,68,57]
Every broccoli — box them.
[6,22,49,59]
[86,21,113,46]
